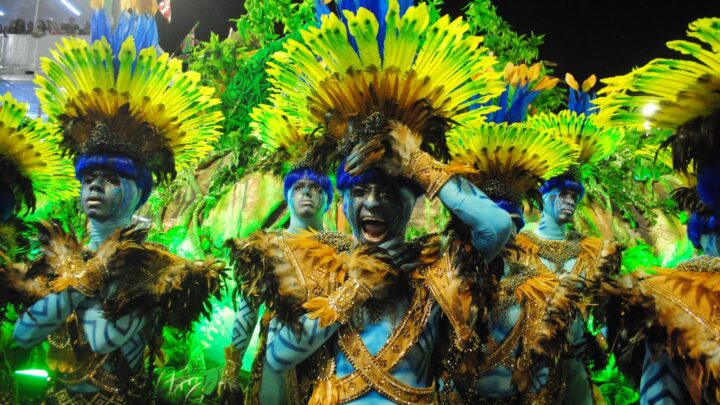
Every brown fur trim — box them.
[226,232,307,333]
[515,272,581,392]
[640,268,720,404]
[0,263,49,316]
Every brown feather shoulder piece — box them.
[101,233,226,333]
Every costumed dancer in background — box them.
[11,1,225,403]
[228,0,513,403]
[0,93,77,403]
[502,72,625,404]
[442,63,593,403]
[220,162,337,403]
[594,17,720,405]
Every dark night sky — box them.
[158,0,720,81]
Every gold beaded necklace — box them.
[524,231,581,272]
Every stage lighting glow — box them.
[642,103,658,117]
[15,369,49,378]
[60,0,82,16]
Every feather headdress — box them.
[35,0,223,183]
[524,73,624,194]
[448,122,578,208]
[250,0,505,171]
[485,62,560,124]
[526,110,624,172]
[0,93,76,213]
[594,18,720,173]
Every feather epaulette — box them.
[105,241,226,333]
[599,257,720,404]
[639,262,720,404]
[29,220,224,333]
[0,262,50,317]
[226,230,353,333]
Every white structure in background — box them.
[0,34,90,73]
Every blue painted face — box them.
[542,187,579,225]
[80,169,140,223]
[343,179,416,245]
[287,178,327,220]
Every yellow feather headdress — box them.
[0,93,76,213]
[594,17,720,172]
[251,0,505,171]
[448,122,579,206]
[35,34,223,182]
[525,110,625,174]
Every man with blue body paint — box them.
[220,167,337,403]
[508,170,615,404]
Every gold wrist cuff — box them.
[221,345,242,383]
[50,256,103,297]
[329,279,372,324]
[303,278,372,327]
[402,150,453,199]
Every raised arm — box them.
[438,176,513,260]
[76,300,151,355]
[13,289,85,348]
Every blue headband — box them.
[697,160,720,213]
[687,210,720,249]
[335,159,423,198]
[75,154,153,207]
[539,174,585,200]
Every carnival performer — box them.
[440,63,599,403]
[594,16,720,405]
[494,73,625,404]
[0,93,76,404]
[220,166,336,403]
[227,1,512,403]
[11,1,225,403]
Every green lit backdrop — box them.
[3,1,699,403]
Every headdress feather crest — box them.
[526,110,624,171]
[594,17,720,172]
[486,62,560,124]
[36,0,223,182]
[448,62,571,206]
[0,93,76,212]
[448,122,579,206]
[251,0,505,171]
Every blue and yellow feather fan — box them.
[252,0,505,172]
[35,0,223,184]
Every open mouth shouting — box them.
[360,215,388,243]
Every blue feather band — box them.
[75,154,153,207]
[539,174,585,200]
